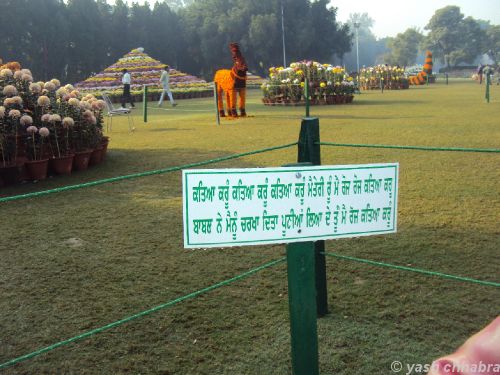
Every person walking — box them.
[158,66,177,107]
[121,69,135,108]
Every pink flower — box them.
[26,125,38,134]
[41,114,51,122]
[13,70,23,79]
[95,100,106,110]
[9,109,21,118]
[2,85,18,96]
[21,69,32,76]
[89,115,97,125]
[83,109,93,118]
[22,74,33,82]
[20,115,33,126]
[39,127,50,137]
[37,96,50,107]
[62,117,74,128]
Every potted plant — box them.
[25,125,50,181]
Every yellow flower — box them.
[300,82,305,87]
[347,77,353,82]
[320,82,326,88]
[296,70,304,76]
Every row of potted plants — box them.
[0,61,109,187]
[358,65,409,90]
[261,61,356,105]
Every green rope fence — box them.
[0,257,286,370]
[0,143,297,204]
[324,252,500,288]
[318,142,500,153]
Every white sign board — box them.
[183,163,398,248]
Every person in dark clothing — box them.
[121,69,135,108]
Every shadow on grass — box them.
[0,148,265,200]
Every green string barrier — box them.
[324,252,500,288]
[318,142,500,153]
[0,143,298,203]
[0,257,286,370]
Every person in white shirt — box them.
[121,69,135,108]
[158,66,177,107]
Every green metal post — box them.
[485,73,490,103]
[213,83,220,125]
[143,85,148,123]
[446,73,449,85]
[305,77,310,117]
[297,117,328,317]
[286,241,320,375]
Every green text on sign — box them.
[182,164,398,248]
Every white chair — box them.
[101,93,135,132]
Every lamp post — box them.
[281,0,286,67]
[353,21,360,73]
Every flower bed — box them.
[75,48,212,98]
[261,61,355,106]
[0,60,109,187]
[359,65,409,90]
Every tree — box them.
[384,28,423,66]
[342,13,387,70]
[485,25,500,64]
[422,6,487,67]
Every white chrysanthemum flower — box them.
[62,117,74,128]
[9,109,21,118]
[0,68,13,78]
[2,85,18,96]
[50,114,61,123]
[37,96,50,107]
[39,127,50,137]
[20,115,33,126]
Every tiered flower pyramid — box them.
[75,48,211,98]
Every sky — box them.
[330,0,500,38]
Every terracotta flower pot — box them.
[73,150,92,171]
[89,146,104,166]
[50,154,74,175]
[25,159,49,181]
[101,136,110,160]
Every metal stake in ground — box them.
[213,83,220,125]
[143,85,148,123]
[485,72,490,103]
[305,77,310,117]
[286,241,319,375]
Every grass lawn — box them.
[1,80,499,374]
